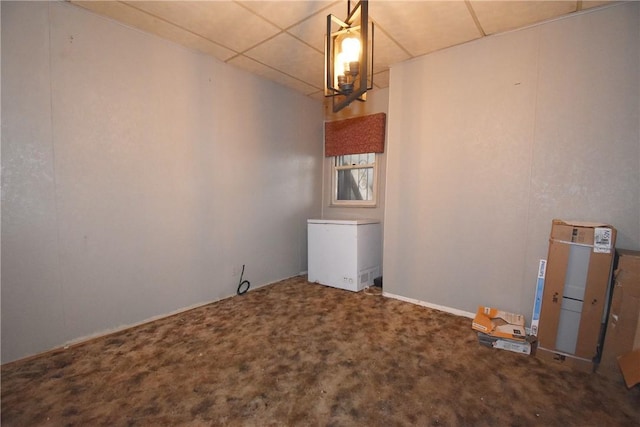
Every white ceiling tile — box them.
[239,1,337,30]
[287,1,348,52]
[268,73,323,95]
[228,55,320,95]
[244,32,325,89]
[373,70,390,89]
[372,26,411,74]
[581,1,616,10]
[123,1,281,53]
[370,1,482,57]
[470,0,578,35]
[72,1,236,60]
[308,90,326,102]
[70,0,598,99]
[228,54,275,77]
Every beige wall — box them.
[383,3,640,320]
[1,1,323,363]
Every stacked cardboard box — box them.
[472,306,527,340]
[536,220,616,372]
[472,306,534,355]
[477,332,534,355]
[600,249,640,387]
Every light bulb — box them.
[341,36,360,63]
[335,52,348,77]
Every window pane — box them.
[336,153,375,167]
[336,167,374,201]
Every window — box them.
[332,152,377,207]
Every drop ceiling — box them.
[70,0,615,100]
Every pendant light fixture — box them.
[325,0,374,113]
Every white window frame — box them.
[331,153,378,207]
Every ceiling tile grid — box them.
[70,0,616,98]
[370,1,483,57]
[72,1,238,60]
[228,54,320,95]
[470,0,578,35]
[123,1,282,52]
[239,1,337,30]
[244,32,326,90]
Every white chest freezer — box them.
[307,219,382,292]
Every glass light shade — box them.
[325,1,373,112]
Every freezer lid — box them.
[307,218,380,225]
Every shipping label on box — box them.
[472,306,527,341]
[594,227,613,253]
[549,220,615,249]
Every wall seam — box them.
[520,25,544,322]
[637,2,640,246]
[47,2,67,335]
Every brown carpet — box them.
[2,276,639,426]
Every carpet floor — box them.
[2,276,639,426]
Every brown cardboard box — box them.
[618,349,640,388]
[537,220,616,368]
[472,306,527,342]
[600,249,640,378]
[477,332,535,355]
[536,346,595,373]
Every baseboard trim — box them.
[60,275,299,350]
[382,291,475,319]
[2,274,303,367]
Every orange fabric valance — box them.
[324,112,386,157]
